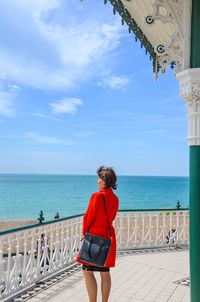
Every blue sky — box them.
[0,0,188,176]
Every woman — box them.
[76,166,119,302]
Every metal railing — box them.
[114,209,189,249]
[0,209,189,301]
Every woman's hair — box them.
[97,166,117,190]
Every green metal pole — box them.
[190,147,200,301]
[190,0,200,68]
[190,1,200,301]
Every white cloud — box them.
[0,1,124,90]
[98,75,133,89]
[7,84,20,91]
[25,131,77,145]
[39,22,123,67]
[16,0,60,14]
[0,50,74,90]
[0,72,7,80]
[0,92,15,117]
[50,98,83,114]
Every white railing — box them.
[115,209,189,249]
[0,209,189,301]
[0,214,83,301]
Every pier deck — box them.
[24,249,189,302]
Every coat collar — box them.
[100,187,112,193]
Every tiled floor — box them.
[26,249,190,302]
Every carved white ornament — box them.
[151,0,184,73]
[123,0,191,75]
[177,69,200,146]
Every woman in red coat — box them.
[76,166,119,302]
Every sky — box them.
[0,0,188,176]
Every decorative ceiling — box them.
[105,0,191,78]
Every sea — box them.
[0,174,189,221]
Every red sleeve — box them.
[82,193,100,235]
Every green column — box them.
[190,1,200,301]
[190,147,200,301]
[190,0,200,68]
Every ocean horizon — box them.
[0,174,189,221]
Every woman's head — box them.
[97,166,117,190]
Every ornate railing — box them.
[0,209,189,301]
[115,209,189,249]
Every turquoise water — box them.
[0,174,189,220]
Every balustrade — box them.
[0,209,189,301]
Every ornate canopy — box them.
[105,0,191,78]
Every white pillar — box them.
[177,68,200,302]
[176,68,200,146]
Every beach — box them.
[0,220,37,232]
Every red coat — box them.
[76,187,119,267]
